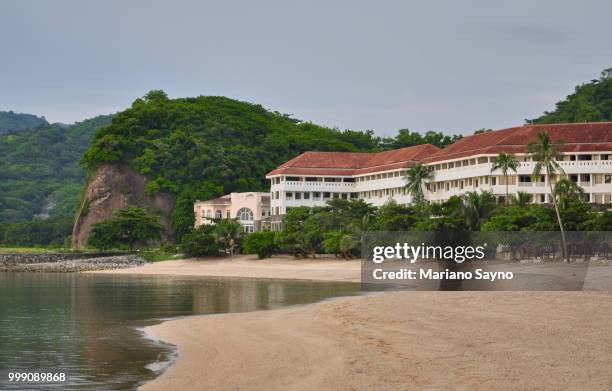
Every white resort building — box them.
[194,192,271,232]
[265,123,612,226]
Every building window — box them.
[323,192,331,199]
[605,175,611,184]
[206,210,212,218]
[491,177,497,185]
[295,192,302,200]
[236,208,253,221]
[303,192,310,199]
[215,210,222,219]
[313,192,321,199]
[286,192,293,199]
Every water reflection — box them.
[0,273,371,390]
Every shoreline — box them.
[95,256,612,390]
[140,290,612,391]
[91,255,363,282]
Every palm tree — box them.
[527,131,568,262]
[554,178,585,209]
[462,190,497,230]
[213,219,243,258]
[404,163,433,203]
[491,153,519,205]
[513,191,532,206]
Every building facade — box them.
[266,123,612,220]
[194,192,271,232]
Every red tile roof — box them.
[266,144,440,176]
[423,122,612,163]
[267,123,612,176]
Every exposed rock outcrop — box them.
[72,164,175,248]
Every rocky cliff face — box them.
[72,164,175,249]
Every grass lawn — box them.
[0,247,65,254]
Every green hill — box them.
[0,110,49,134]
[80,91,381,239]
[0,114,113,222]
[530,68,612,124]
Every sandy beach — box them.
[92,255,362,282]
[97,258,612,390]
[142,291,612,391]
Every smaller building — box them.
[194,192,271,232]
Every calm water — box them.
[0,273,374,390]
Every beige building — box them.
[194,192,271,232]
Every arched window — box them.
[236,207,253,221]
[215,210,222,219]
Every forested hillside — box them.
[530,68,612,123]
[79,91,385,240]
[0,115,113,222]
[0,110,48,134]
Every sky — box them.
[0,0,610,136]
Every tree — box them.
[582,210,612,231]
[243,231,276,259]
[88,206,163,251]
[527,131,568,262]
[554,178,585,209]
[491,153,519,205]
[212,219,243,257]
[404,163,433,203]
[372,200,420,231]
[513,191,532,206]
[180,225,219,256]
[462,190,497,230]
[482,204,557,232]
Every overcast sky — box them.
[0,0,610,136]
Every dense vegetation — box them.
[0,110,48,135]
[0,115,113,222]
[530,68,612,123]
[249,194,611,259]
[379,129,462,149]
[0,216,72,248]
